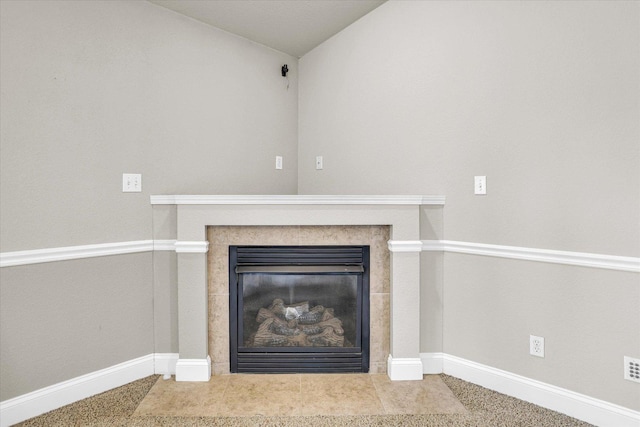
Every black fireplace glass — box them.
[230,245,369,373]
[240,273,360,349]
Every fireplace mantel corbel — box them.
[150,195,445,382]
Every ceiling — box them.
[147,0,386,58]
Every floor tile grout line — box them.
[216,374,231,412]
[370,374,391,415]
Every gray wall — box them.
[299,1,639,410]
[444,254,640,410]
[0,253,153,401]
[0,0,298,400]
[1,0,639,413]
[298,0,639,255]
[0,0,298,251]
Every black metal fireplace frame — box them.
[229,245,370,373]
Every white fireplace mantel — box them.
[150,194,445,206]
[151,195,445,382]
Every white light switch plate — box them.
[122,173,142,192]
[474,176,487,195]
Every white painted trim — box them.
[420,352,444,374]
[2,238,636,272]
[422,240,640,273]
[150,194,446,205]
[421,240,446,251]
[387,240,423,253]
[174,241,209,254]
[430,353,640,427]
[0,354,155,427]
[154,353,179,376]
[2,351,636,427]
[387,355,423,381]
[0,353,184,426]
[0,240,154,268]
[175,356,211,382]
[153,240,177,251]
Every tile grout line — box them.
[370,375,390,415]
[218,374,231,411]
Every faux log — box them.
[307,327,345,347]
[251,299,346,347]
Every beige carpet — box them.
[15,374,593,426]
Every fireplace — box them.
[229,245,370,373]
[150,195,444,381]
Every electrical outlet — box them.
[316,156,323,170]
[530,335,544,358]
[275,156,283,170]
[624,356,640,383]
[122,173,142,192]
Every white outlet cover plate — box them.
[530,335,545,358]
[122,173,142,192]
[316,156,323,170]
[275,156,283,170]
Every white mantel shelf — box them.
[150,195,445,205]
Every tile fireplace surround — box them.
[150,195,445,382]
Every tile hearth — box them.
[133,374,468,417]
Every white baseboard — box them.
[0,354,154,427]
[154,353,179,376]
[420,352,444,374]
[175,356,211,382]
[420,352,640,427]
[0,353,183,427]
[4,352,637,427]
[387,355,423,380]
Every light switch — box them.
[474,176,486,195]
[123,173,142,192]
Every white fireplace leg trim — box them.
[154,353,179,376]
[175,356,211,382]
[174,241,209,253]
[387,355,424,380]
[387,240,423,253]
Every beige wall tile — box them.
[208,225,390,373]
[208,295,229,366]
[369,293,390,365]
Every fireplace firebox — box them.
[229,246,370,373]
